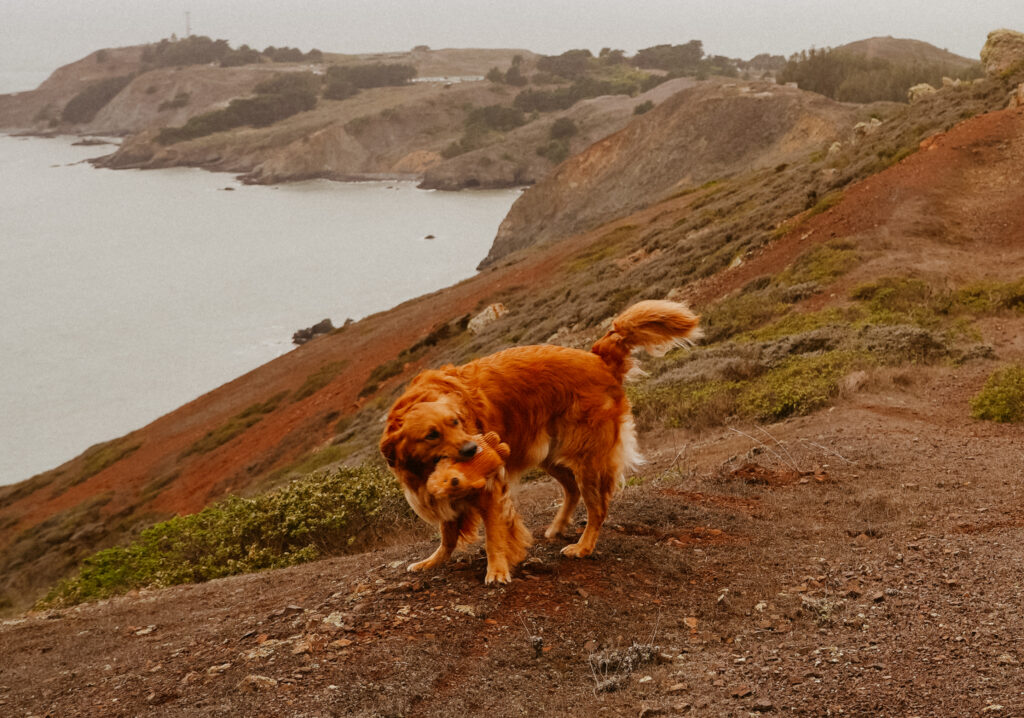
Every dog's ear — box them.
[380,432,399,468]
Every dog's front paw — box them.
[485,565,512,585]
[407,556,441,572]
[560,542,593,558]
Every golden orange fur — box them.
[380,300,701,581]
[424,432,529,584]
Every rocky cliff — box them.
[481,80,859,267]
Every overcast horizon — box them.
[2,0,1021,75]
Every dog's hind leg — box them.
[560,464,617,558]
[542,462,581,540]
[407,519,461,572]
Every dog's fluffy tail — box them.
[591,300,702,381]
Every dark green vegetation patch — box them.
[61,75,134,124]
[970,364,1024,423]
[40,462,414,607]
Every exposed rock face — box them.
[908,83,938,102]
[292,319,335,345]
[467,303,508,334]
[481,81,857,267]
[1012,83,1024,108]
[980,29,1024,77]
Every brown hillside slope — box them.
[3,104,1024,710]
[0,46,145,128]
[836,36,980,69]
[482,80,858,267]
[1,89,1021,621]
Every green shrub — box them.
[955,278,1024,313]
[537,139,570,164]
[61,75,134,124]
[73,436,142,485]
[40,462,412,607]
[293,360,349,402]
[157,92,190,111]
[629,379,740,431]
[467,104,526,132]
[851,276,950,326]
[777,239,858,285]
[142,36,230,68]
[254,72,320,96]
[633,100,655,115]
[549,117,578,140]
[743,307,855,341]
[324,62,416,89]
[703,290,787,343]
[156,85,317,144]
[970,364,1024,422]
[738,351,862,421]
[359,358,405,397]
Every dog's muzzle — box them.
[458,441,478,459]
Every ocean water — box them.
[0,134,519,485]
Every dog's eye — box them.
[450,418,460,427]
[425,429,440,441]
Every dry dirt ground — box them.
[4,359,1023,717]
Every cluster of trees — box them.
[442,104,527,158]
[497,43,741,115]
[633,41,704,72]
[141,36,323,70]
[263,46,323,63]
[61,75,134,124]
[323,62,416,100]
[485,55,527,86]
[536,116,579,164]
[778,48,984,103]
[513,74,663,113]
[156,72,318,144]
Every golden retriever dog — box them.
[380,300,701,579]
[425,431,532,584]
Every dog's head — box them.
[380,395,479,485]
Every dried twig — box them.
[756,425,801,472]
[799,438,858,464]
[727,427,798,472]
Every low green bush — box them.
[156,79,317,144]
[293,360,349,402]
[738,351,863,421]
[777,239,858,286]
[970,364,1024,422]
[40,462,412,607]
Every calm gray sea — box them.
[0,134,519,485]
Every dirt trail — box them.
[3,365,1023,717]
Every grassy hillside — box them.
[2,30,1023,617]
[3,52,1022,616]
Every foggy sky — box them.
[1,0,1021,73]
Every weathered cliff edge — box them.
[482,81,859,267]
[0,45,682,190]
